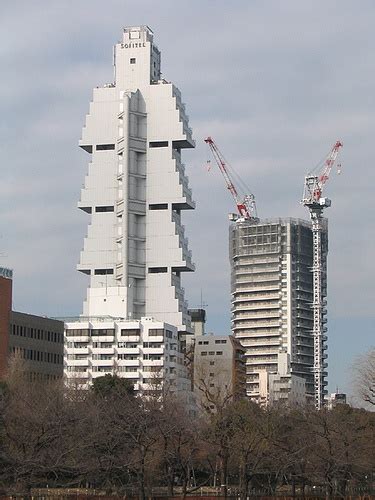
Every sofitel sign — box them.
[123,42,146,48]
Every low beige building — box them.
[193,334,246,411]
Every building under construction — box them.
[230,218,328,403]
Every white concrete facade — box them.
[328,392,347,409]
[258,354,307,406]
[65,317,189,393]
[267,353,306,406]
[77,26,195,332]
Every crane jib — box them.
[204,136,257,221]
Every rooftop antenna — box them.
[199,289,208,309]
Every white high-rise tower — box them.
[78,26,195,332]
[64,27,195,391]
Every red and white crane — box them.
[204,136,258,222]
[302,140,343,410]
[302,140,343,208]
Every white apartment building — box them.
[65,26,195,390]
[230,218,328,403]
[65,317,189,392]
[259,353,307,406]
[328,391,347,409]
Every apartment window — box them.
[209,373,214,377]
[209,351,215,355]
[95,206,114,212]
[143,354,162,360]
[99,354,113,360]
[96,144,115,151]
[201,352,207,356]
[118,354,138,360]
[149,141,168,148]
[130,58,136,64]
[124,343,138,349]
[210,361,215,366]
[94,268,114,275]
[215,339,227,344]
[149,203,168,210]
[91,329,115,336]
[216,351,223,355]
[149,329,164,337]
[148,267,167,273]
[96,367,113,373]
[143,366,159,372]
[166,330,173,338]
[121,329,140,336]
[144,342,162,348]
[66,329,90,337]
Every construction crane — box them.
[302,140,343,410]
[204,136,258,222]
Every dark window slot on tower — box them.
[96,144,115,151]
[96,206,114,212]
[94,269,114,275]
[148,267,168,274]
[80,207,92,214]
[149,203,168,210]
[130,58,136,64]
[149,141,168,148]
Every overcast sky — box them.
[1,0,374,398]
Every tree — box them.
[91,374,134,398]
[303,405,373,497]
[1,375,82,492]
[229,400,267,499]
[193,356,236,415]
[153,395,209,498]
[353,347,375,408]
[268,405,311,497]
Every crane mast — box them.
[302,140,343,410]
